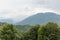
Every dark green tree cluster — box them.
[38,22,60,40]
[22,25,40,40]
[0,22,60,40]
[21,22,60,40]
[0,24,22,40]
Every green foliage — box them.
[0,24,21,40]
[38,22,60,40]
[0,24,14,40]
[0,22,60,40]
[15,25,33,32]
[22,25,40,40]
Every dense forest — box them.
[0,22,60,40]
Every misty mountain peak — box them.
[18,12,60,25]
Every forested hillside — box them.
[0,22,60,40]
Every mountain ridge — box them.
[17,12,60,25]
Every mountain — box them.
[0,18,14,24]
[17,12,60,25]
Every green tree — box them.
[38,22,60,40]
[0,24,20,40]
[22,25,40,40]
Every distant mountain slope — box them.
[0,18,14,24]
[17,12,60,25]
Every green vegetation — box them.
[0,22,60,40]
[38,22,60,40]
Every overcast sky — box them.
[0,0,60,21]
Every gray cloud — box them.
[0,0,60,20]
[32,0,60,13]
